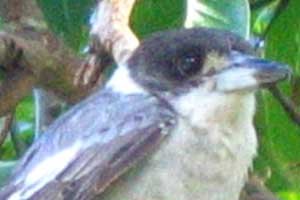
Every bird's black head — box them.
[128,28,289,94]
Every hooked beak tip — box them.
[253,62,291,86]
[215,53,291,92]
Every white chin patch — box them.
[215,68,258,92]
[106,65,146,95]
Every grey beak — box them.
[215,52,291,92]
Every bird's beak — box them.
[215,52,291,92]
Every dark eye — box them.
[177,57,200,77]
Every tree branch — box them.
[74,0,139,89]
[0,0,111,117]
[0,0,140,117]
[90,0,139,65]
[0,113,14,147]
[0,32,99,116]
[269,85,300,126]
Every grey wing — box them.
[0,89,176,200]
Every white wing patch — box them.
[8,141,82,200]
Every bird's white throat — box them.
[167,88,258,200]
[106,65,146,95]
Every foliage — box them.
[185,0,250,38]
[131,0,185,38]
[251,0,282,35]
[255,0,300,192]
[0,96,34,160]
[36,0,95,51]
[0,0,299,199]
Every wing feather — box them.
[0,89,176,200]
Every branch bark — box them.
[0,32,97,116]
[0,113,14,147]
[0,0,106,117]
[90,0,139,65]
[0,0,140,117]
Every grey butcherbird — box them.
[0,28,289,200]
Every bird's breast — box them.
[100,92,257,200]
[99,118,257,200]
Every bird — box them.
[0,27,289,200]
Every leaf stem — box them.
[269,86,300,127]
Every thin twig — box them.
[0,113,14,147]
[269,86,300,126]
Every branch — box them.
[90,0,139,66]
[74,0,139,88]
[0,0,115,117]
[0,0,140,117]
[240,175,279,200]
[0,32,98,116]
[269,85,300,126]
[0,113,14,147]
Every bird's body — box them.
[0,28,288,200]
[101,77,257,200]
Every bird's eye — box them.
[177,56,200,77]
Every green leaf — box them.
[255,0,300,192]
[15,95,35,147]
[278,191,300,200]
[185,0,250,38]
[15,96,35,122]
[0,137,17,160]
[38,0,185,47]
[131,0,185,38]
[251,0,281,35]
[36,0,95,51]
[0,96,35,160]
[0,129,33,160]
